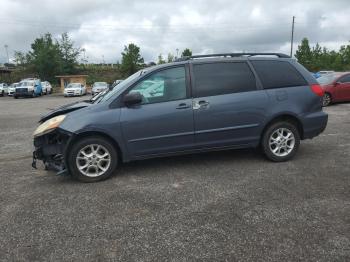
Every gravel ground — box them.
[0,94,349,261]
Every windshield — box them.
[98,70,145,103]
[317,74,338,85]
[20,81,34,86]
[66,83,81,88]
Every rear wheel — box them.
[68,136,118,182]
[261,121,300,162]
[323,93,332,107]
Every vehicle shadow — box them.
[114,148,263,178]
[49,148,263,184]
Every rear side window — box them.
[193,62,256,97]
[251,60,307,89]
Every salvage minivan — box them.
[33,53,328,182]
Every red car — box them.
[318,72,350,106]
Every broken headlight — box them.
[33,115,66,137]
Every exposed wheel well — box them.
[66,131,123,162]
[261,115,304,141]
[325,92,332,98]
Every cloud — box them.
[0,0,350,63]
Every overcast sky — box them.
[1,0,350,63]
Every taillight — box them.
[310,84,324,97]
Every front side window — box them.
[193,62,256,97]
[128,66,187,104]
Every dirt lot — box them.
[0,94,349,261]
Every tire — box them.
[1,91,3,96]
[68,136,118,182]
[14,95,18,99]
[261,121,300,162]
[323,93,332,107]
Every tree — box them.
[58,32,81,74]
[181,48,192,57]
[120,43,144,76]
[14,51,27,65]
[27,33,61,81]
[295,38,313,70]
[167,53,174,63]
[157,54,166,64]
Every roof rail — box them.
[175,53,290,61]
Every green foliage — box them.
[295,38,312,69]
[295,37,350,72]
[14,32,82,82]
[157,54,166,64]
[120,43,144,76]
[76,64,123,86]
[58,32,81,74]
[14,51,27,66]
[27,33,61,81]
[181,48,192,57]
[167,53,174,63]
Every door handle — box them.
[198,100,210,106]
[193,100,210,110]
[176,103,191,109]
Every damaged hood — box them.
[40,101,91,123]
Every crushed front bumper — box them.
[33,129,73,174]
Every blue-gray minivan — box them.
[33,53,328,182]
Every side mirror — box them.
[123,92,143,106]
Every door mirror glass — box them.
[123,92,143,106]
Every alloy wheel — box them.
[269,128,295,157]
[76,144,111,177]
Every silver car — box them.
[91,82,108,96]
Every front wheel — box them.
[261,121,300,162]
[68,136,118,182]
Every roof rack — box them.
[175,53,290,61]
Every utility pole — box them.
[4,44,9,64]
[290,16,295,57]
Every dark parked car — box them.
[33,53,328,182]
[317,72,350,106]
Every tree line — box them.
[13,32,193,82]
[13,32,350,83]
[295,37,350,72]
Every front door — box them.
[337,74,350,100]
[120,66,194,157]
[191,61,268,148]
